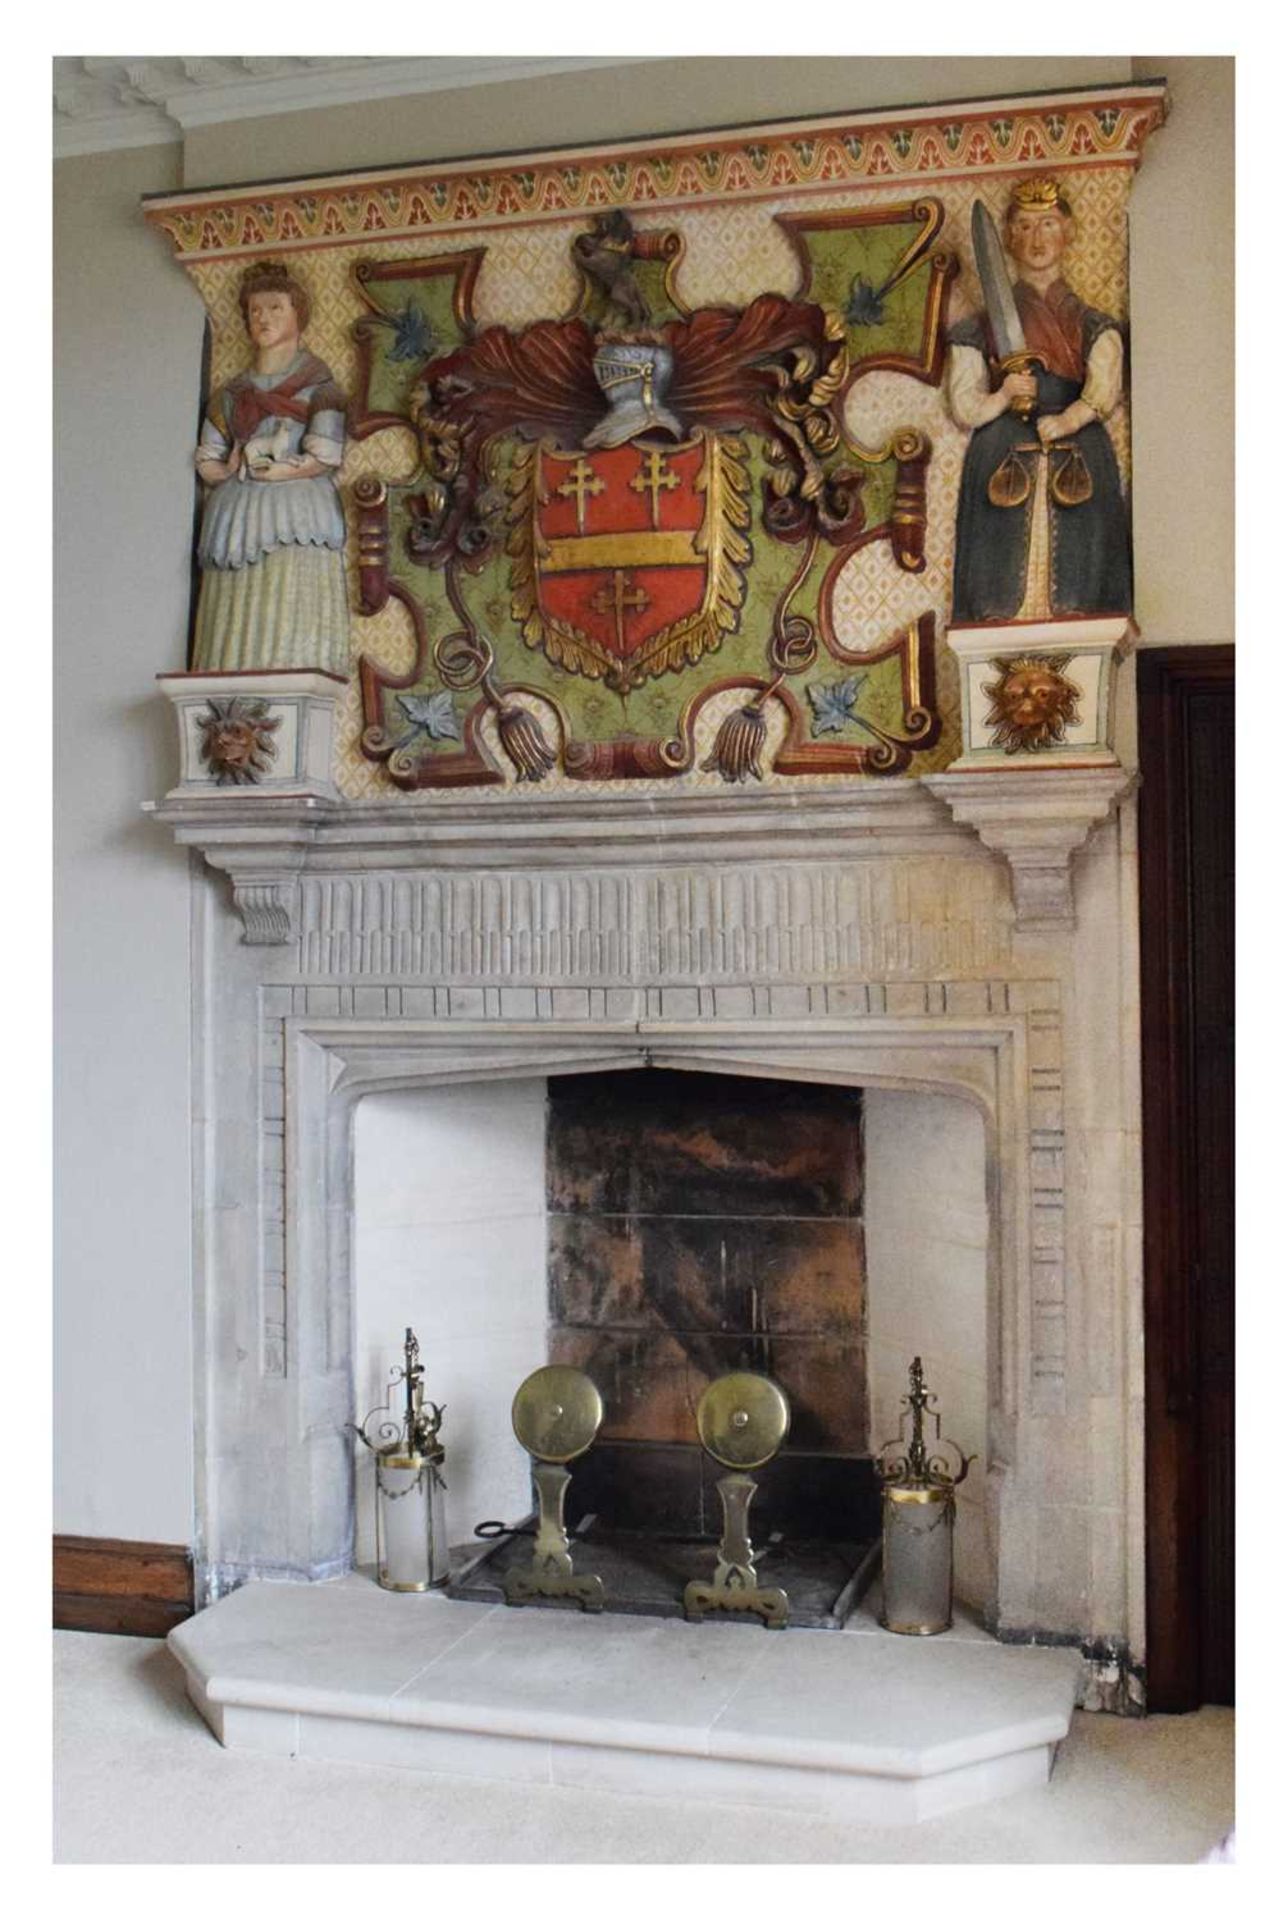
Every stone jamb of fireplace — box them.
[205,1005,1058,1640]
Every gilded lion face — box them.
[983,655,1080,754]
[196,697,281,786]
[210,722,257,769]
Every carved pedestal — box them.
[944,616,1136,771]
[156,669,347,801]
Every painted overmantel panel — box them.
[145,85,1165,827]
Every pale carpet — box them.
[53,1628,1234,1865]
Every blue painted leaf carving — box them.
[398,691,460,740]
[371,300,436,364]
[845,277,886,328]
[807,675,866,736]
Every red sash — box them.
[1013,280,1086,382]
[227,354,329,446]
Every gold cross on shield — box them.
[555,456,606,533]
[589,570,650,655]
[629,449,681,527]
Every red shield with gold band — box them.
[508,430,751,693]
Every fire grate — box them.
[447,1519,880,1629]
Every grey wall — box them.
[1128,56,1234,644]
[179,56,1134,186]
[54,143,203,1538]
[53,57,1234,1545]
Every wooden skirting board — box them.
[53,1535,194,1637]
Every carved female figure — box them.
[191,262,350,675]
[946,178,1132,623]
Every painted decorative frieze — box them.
[145,87,1165,803]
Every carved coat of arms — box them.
[511,433,749,693]
[349,205,955,787]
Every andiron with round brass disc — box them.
[685,1371,792,1628]
[697,1370,791,1471]
[504,1364,605,1611]
[511,1363,604,1464]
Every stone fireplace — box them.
[151,769,1142,1705]
[133,86,1175,1815]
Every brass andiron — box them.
[876,1356,974,1635]
[684,1372,791,1628]
[504,1365,605,1611]
[349,1327,448,1592]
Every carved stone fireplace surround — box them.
[149,769,1144,1722]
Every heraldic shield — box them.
[508,430,751,694]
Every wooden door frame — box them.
[1137,643,1234,1711]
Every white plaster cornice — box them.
[53,56,655,159]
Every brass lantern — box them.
[350,1328,448,1593]
[877,1357,973,1635]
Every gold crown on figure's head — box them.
[1007,176,1066,215]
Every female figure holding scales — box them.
[946,177,1132,624]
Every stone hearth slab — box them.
[169,1575,1081,1824]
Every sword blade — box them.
[970,200,1027,362]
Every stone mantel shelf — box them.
[145,768,1134,943]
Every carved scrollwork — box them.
[769,535,821,676]
[352,475,390,614]
[761,311,869,545]
[404,373,499,567]
[891,428,931,572]
[434,626,492,692]
[387,739,426,784]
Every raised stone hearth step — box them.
[169,1574,1082,1825]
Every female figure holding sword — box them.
[945,177,1132,624]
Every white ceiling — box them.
[53,56,651,159]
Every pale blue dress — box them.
[192,349,350,675]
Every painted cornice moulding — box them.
[53,56,656,160]
[140,82,1168,262]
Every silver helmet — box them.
[584,340,683,450]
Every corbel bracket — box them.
[218,866,301,946]
[922,767,1136,930]
[142,795,334,947]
